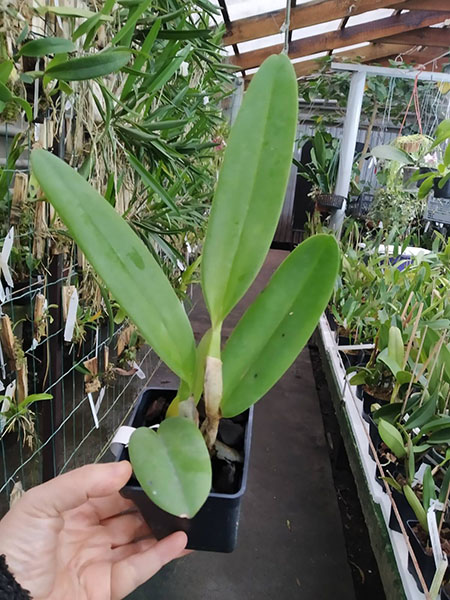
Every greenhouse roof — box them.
[212,0,450,79]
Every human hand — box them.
[0,461,188,600]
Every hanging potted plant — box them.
[30,55,340,552]
[297,129,345,210]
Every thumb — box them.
[23,461,132,516]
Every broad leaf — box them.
[30,149,196,385]
[18,37,76,57]
[404,393,437,431]
[18,393,53,410]
[430,119,450,150]
[221,235,339,417]
[0,82,12,103]
[378,418,406,459]
[422,466,436,511]
[404,484,428,532]
[371,145,411,165]
[45,48,132,81]
[129,418,212,518]
[201,54,298,326]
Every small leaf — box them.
[428,427,450,445]
[0,82,12,103]
[35,5,113,19]
[45,48,132,81]
[405,394,437,431]
[422,466,436,511]
[18,393,52,410]
[0,61,13,84]
[126,152,178,212]
[128,418,212,518]
[378,419,406,459]
[404,484,428,533]
[18,37,76,57]
[383,476,402,493]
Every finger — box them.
[91,493,136,521]
[102,512,151,547]
[111,531,188,600]
[111,537,158,563]
[23,461,132,517]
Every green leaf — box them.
[422,465,436,511]
[120,19,161,100]
[73,13,102,42]
[0,61,13,85]
[128,418,212,518]
[378,419,406,458]
[349,371,367,385]
[418,174,437,199]
[13,97,32,122]
[18,393,53,410]
[428,427,450,445]
[30,149,196,386]
[157,29,210,40]
[404,484,428,533]
[18,37,76,57]
[44,48,132,81]
[371,145,411,165]
[444,143,450,168]
[202,54,298,326]
[430,119,450,150]
[404,394,437,431]
[35,5,112,19]
[388,326,404,368]
[372,403,401,424]
[0,82,12,103]
[126,152,179,212]
[111,0,153,46]
[439,467,450,503]
[145,44,191,96]
[383,476,402,493]
[377,348,402,378]
[221,235,339,417]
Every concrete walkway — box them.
[127,250,356,600]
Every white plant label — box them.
[0,228,14,288]
[0,381,13,434]
[88,393,99,429]
[427,501,447,567]
[131,361,146,380]
[0,340,6,379]
[64,288,79,342]
[94,386,106,415]
[0,280,5,305]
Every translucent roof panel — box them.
[238,33,284,54]
[346,8,397,27]
[225,0,286,21]
[291,19,342,41]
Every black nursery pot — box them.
[406,520,436,592]
[388,488,416,533]
[434,177,450,199]
[117,387,253,553]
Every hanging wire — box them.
[282,0,291,56]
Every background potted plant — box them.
[30,55,340,552]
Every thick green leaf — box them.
[30,149,196,385]
[404,394,437,431]
[18,37,76,57]
[45,48,132,81]
[404,484,428,532]
[13,97,32,122]
[158,29,210,40]
[201,54,298,326]
[371,144,411,165]
[221,235,339,417]
[418,174,437,199]
[0,82,12,103]
[129,418,212,518]
[430,119,450,150]
[378,419,406,459]
[372,403,401,424]
[18,393,53,410]
[422,465,436,511]
[145,45,191,96]
[428,427,450,445]
[0,61,13,84]
[126,152,179,212]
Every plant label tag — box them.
[0,280,5,305]
[131,361,146,380]
[28,339,39,352]
[88,393,99,429]
[427,501,447,568]
[94,386,106,414]
[412,462,429,486]
[0,340,6,379]
[0,386,12,434]
[64,288,79,342]
[110,426,136,457]
[0,380,4,392]
[0,228,14,288]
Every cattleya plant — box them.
[30,55,339,519]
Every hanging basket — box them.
[315,193,345,210]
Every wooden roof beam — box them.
[223,0,408,47]
[400,0,450,10]
[382,28,450,47]
[230,10,450,71]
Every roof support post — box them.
[330,69,366,235]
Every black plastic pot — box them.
[316,193,345,210]
[406,520,436,592]
[117,387,253,553]
[388,487,416,533]
[434,177,450,199]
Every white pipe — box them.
[330,70,366,234]
[332,62,450,83]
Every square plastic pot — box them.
[117,387,253,553]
